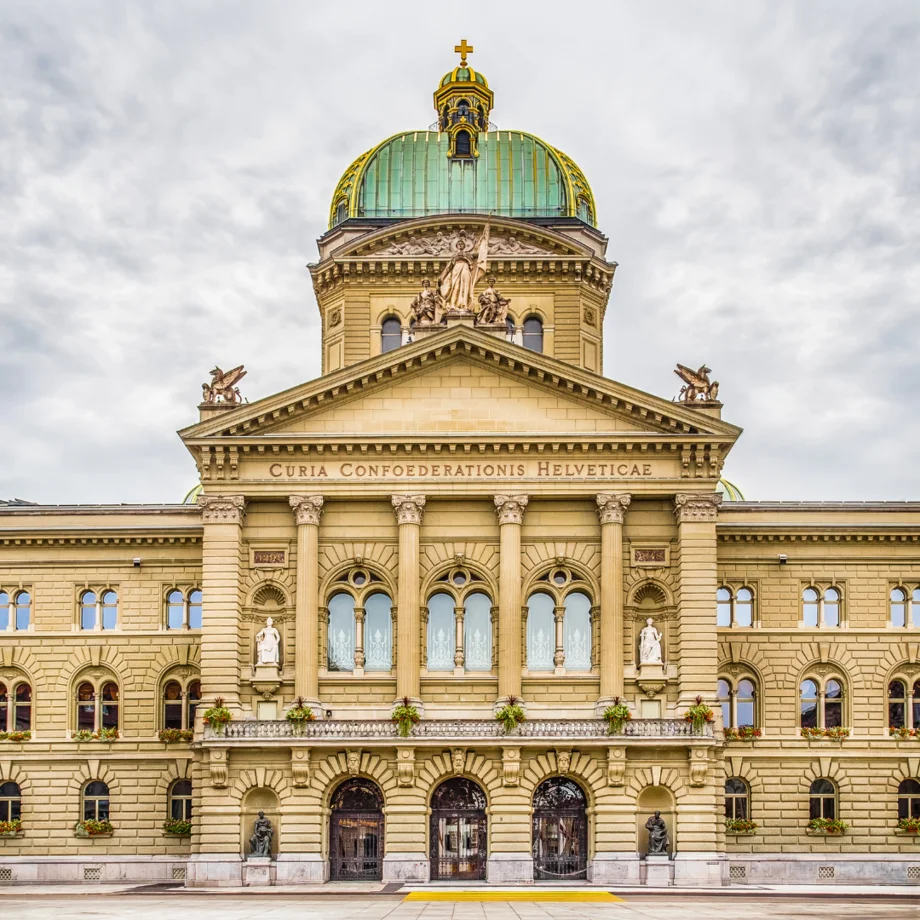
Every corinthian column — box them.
[673,493,722,708]
[595,493,630,714]
[198,495,246,710]
[494,494,528,706]
[290,495,324,710]
[392,495,425,709]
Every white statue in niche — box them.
[256,617,281,666]
[638,618,663,665]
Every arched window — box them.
[801,675,845,730]
[80,591,97,630]
[526,593,555,670]
[187,680,201,727]
[163,681,183,730]
[364,593,393,672]
[463,592,492,672]
[167,591,184,630]
[724,777,750,820]
[823,587,840,628]
[426,592,456,672]
[425,584,492,674]
[915,680,920,729]
[824,679,842,727]
[802,585,842,628]
[576,197,593,224]
[75,677,120,734]
[505,314,515,339]
[0,781,21,823]
[380,316,402,354]
[454,129,472,157]
[82,781,110,822]
[327,593,356,672]
[0,683,6,730]
[800,679,818,729]
[334,199,347,225]
[101,591,118,630]
[718,677,758,729]
[717,586,754,627]
[889,680,907,729]
[522,315,543,353]
[802,588,819,627]
[101,682,119,730]
[0,592,7,630]
[914,588,920,628]
[169,779,192,821]
[166,587,202,630]
[563,592,592,671]
[79,590,118,630]
[14,684,31,731]
[891,588,908,627]
[14,592,30,630]
[809,778,837,820]
[77,682,96,732]
[898,778,920,821]
[189,590,202,629]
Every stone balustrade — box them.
[204,717,712,743]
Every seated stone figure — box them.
[249,810,274,858]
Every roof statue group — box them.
[409,223,510,327]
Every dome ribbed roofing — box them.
[329,130,596,228]
[440,65,488,87]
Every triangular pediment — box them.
[180,325,741,446]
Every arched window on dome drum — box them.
[898,779,920,821]
[454,130,472,157]
[577,198,592,224]
[527,593,555,670]
[334,199,347,225]
[0,781,21,823]
[523,316,543,353]
[381,316,402,354]
[327,593,356,672]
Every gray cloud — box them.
[0,0,917,502]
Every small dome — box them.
[440,66,488,88]
[717,478,746,501]
[183,483,203,504]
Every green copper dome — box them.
[329,130,597,228]
[440,65,488,87]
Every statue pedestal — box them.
[251,663,281,699]
[637,662,667,701]
[243,857,273,887]
[644,855,672,887]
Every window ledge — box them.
[726,831,757,838]
[804,827,847,837]
[894,829,920,838]
[73,831,114,839]
[0,831,24,839]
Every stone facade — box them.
[1,53,919,890]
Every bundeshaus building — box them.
[1,43,919,888]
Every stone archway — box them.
[429,777,487,881]
[329,778,385,881]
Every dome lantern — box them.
[433,39,494,159]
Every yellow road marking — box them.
[403,891,623,902]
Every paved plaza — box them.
[2,889,920,920]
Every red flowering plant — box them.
[158,729,194,743]
[889,727,918,739]
[897,817,920,834]
[684,696,714,732]
[723,726,762,741]
[202,697,232,734]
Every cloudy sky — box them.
[1,1,917,504]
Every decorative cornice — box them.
[674,492,722,523]
[392,494,426,526]
[596,493,631,525]
[289,495,324,527]
[494,494,529,525]
[198,494,246,525]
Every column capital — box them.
[494,494,528,525]
[596,493,631,525]
[673,492,722,523]
[289,495,324,526]
[392,494,426,526]
[198,494,246,525]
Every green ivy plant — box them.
[286,697,317,730]
[495,696,526,734]
[602,698,631,735]
[391,697,421,738]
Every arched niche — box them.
[241,787,280,858]
[636,785,675,857]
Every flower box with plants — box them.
[0,730,31,742]
[806,817,848,836]
[889,727,918,740]
[286,697,317,733]
[896,817,920,835]
[202,697,232,734]
[158,729,194,743]
[391,697,420,738]
[603,698,631,735]
[495,696,526,735]
[725,817,758,835]
[0,819,23,838]
[684,696,714,733]
[723,726,762,741]
[800,727,850,741]
[74,819,114,837]
[72,728,120,742]
[163,818,192,837]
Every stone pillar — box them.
[392,495,425,708]
[596,493,631,714]
[290,496,324,711]
[198,495,246,711]
[494,494,528,706]
[673,493,722,708]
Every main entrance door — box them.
[429,777,487,881]
[532,777,588,880]
[329,778,384,880]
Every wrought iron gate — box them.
[532,777,588,880]
[429,777,488,881]
[329,778,384,880]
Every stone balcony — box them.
[202,718,714,748]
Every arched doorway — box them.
[429,777,487,880]
[329,778,384,880]
[532,777,588,880]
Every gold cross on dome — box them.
[454,39,474,64]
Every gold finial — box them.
[454,39,474,65]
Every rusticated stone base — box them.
[486,852,534,884]
[275,853,328,883]
[185,854,243,887]
[382,853,429,882]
